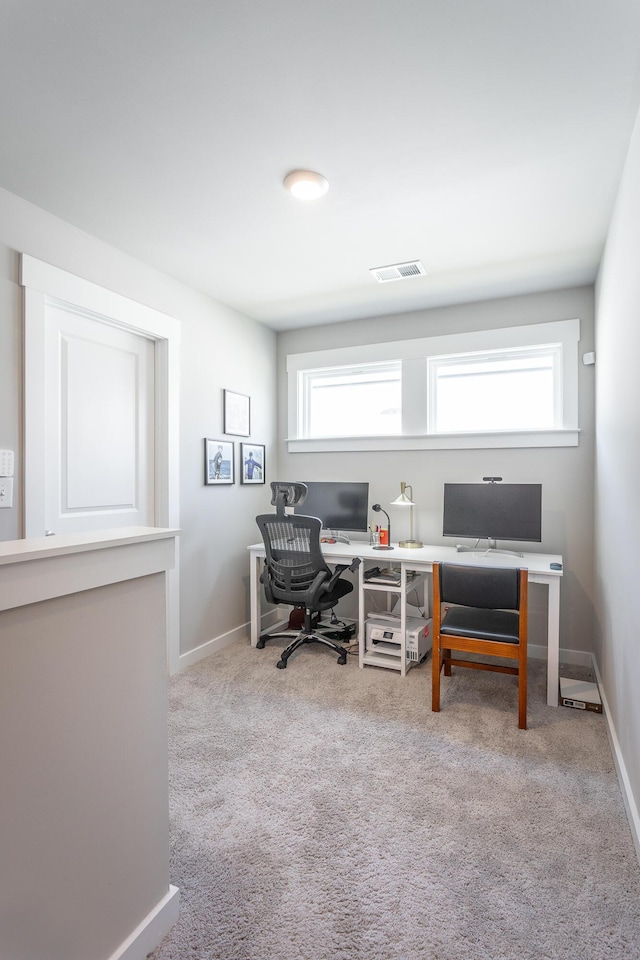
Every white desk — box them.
[248,540,563,707]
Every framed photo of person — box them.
[204,438,234,485]
[240,443,265,484]
[223,389,250,436]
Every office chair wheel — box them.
[256,638,266,649]
[337,653,347,665]
[276,658,287,669]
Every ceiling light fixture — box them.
[283,169,329,201]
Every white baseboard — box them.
[528,643,593,668]
[177,623,246,671]
[176,610,282,671]
[179,632,593,672]
[108,884,180,960]
[592,656,640,866]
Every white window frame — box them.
[298,360,402,438]
[427,342,564,434]
[286,318,580,452]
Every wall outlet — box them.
[0,477,14,508]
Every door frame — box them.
[21,255,181,673]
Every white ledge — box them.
[0,526,179,611]
[287,429,580,453]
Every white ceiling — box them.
[1,1,640,331]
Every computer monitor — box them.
[443,482,542,545]
[294,481,369,538]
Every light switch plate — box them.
[0,449,15,477]
[0,477,14,507]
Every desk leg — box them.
[358,562,365,669]
[250,554,260,648]
[423,570,432,619]
[546,579,560,707]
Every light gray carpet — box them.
[149,640,640,960]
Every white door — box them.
[43,304,154,535]
[22,255,181,672]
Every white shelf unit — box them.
[358,563,428,676]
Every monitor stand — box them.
[456,538,524,559]
[321,529,351,545]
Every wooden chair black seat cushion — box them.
[439,607,520,643]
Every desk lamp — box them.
[371,503,393,550]
[391,481,423,548]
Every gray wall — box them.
[594,108,640,813]
[0,181,599,666]
[277,286,596,656]
[1,570,171,960]
[0,186,275,657]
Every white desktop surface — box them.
[248,540,563,706]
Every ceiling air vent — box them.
[369,260,427,283]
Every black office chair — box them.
[256,482,361,669]
[431,561,529,729]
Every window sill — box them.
[287,429,580,453]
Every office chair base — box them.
[258,620,355,649]
[257,629,302,649]
[276,633,349,669]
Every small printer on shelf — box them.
[365,614,432,663]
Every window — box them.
[287,318,580,452]
[299,361,401,437]
[428,345,562,434]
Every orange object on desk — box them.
[379,528,389,546]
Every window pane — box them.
[303,363,401,437]
[432,352,557,433]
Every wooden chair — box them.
[431,562,528,728]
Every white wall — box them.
[0,186,276,657]
[594,108,640,811]
[277,286,596,657]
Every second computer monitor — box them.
[295,481,370,534]
[443,482,542,544]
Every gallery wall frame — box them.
[240,442,265,484]
[223,389,250,437]
[204,438,234,485]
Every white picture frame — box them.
[223,389,250,436]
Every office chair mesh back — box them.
[257,514,334,605]
[259,517,329,602]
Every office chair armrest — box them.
[259,562,276,604]
[324,557,361,592]
[309,558,360,604]
[307,570,332,605]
